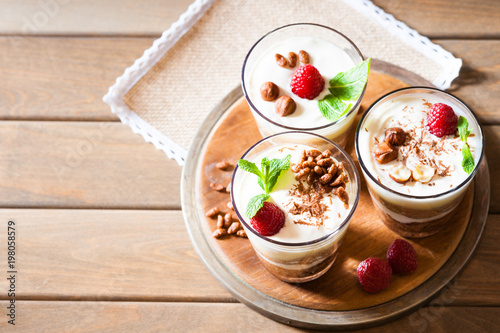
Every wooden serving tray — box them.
[181,60,490,329]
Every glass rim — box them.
[354,86,485,200]
[230,131,360,247]
[241,23,366,131]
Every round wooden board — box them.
[181,60,490,329]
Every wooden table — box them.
[0,1,498,331]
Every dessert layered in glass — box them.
[355,87,484,238]
[241,23,367,148]
[231,132,359,283]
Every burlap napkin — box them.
[104,0,461,165]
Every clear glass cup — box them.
[241,23,366,148]
[231,131,360,283]
[355,87,484,238]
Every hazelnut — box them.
[299,50,310,64]
[374,141,398,164]
[336,187,349,207]
[228,222,240,235]
[327,163,338,176]
[288,52,298,67]
[205,207,219,218]
[306,149,322,158]
[385,127,406,146]
[317,157,333,167]
[319,173,333,184]
[388,164,412,183]
[330,174,345,188]
[413,164,435,183]
[275,95,296,117]
[212,228,227,239]
[216,215,224,228]
[236,229,247,238]
[314,165,324,175]
[275,53,288,67]
[260,81,279,101]
[216,160,231,170]
[336,162,344,176]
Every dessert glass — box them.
[355,87,484,238]
[241,23,366,148]
[231,131,360,283]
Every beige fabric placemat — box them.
[104,0,461,166]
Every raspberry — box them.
[250,202,285,236]
[290,64,325,100]
[426,103,458,137]
[357,258,392,293]
[387,239,418,275]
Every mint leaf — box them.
[328,58,371,100]
[318,58,370,121]
[239,155,290,217]
[267,155,291,192]
[318,95,351,121]
[457,116,472,142]
[238,159,262,178]
[456,116,475,174]
[246,194,270,219]
[462,144,474,174]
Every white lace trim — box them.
[344,0,462,90]
[104,0,462,166]
[103,0,215,165]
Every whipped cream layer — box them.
[235,144,354,243]
[246,36,356,128]
[358,94,482,196]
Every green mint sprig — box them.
[237,154,290,218]
[318,58,371,121]
[457,116,474,174]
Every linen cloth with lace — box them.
[103,0,462,166]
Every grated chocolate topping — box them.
[285,149,350,228]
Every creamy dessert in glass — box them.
[355,87,484,238]
[231,131,360,283]
[241,23,367,148]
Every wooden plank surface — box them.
[0,122,181,209]
[484,126,500,213]
[0,210,231,301]
[1,301,499,332]
[0,0,498,38]
[0,37,154,121]
[0,209,497,306]
[1,38,500,124]
[373,0,500,38]
[440,40,500,125]
[0,1,498,332]
[0,0,190,36]
[0,121,496,212]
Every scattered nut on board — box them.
[216,160,231,170]
[209,182,225,191]
[205,207,219,218]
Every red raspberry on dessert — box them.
[250,201,285,236]
[426,103,458,137]
[386,239,418,275]
[357,257,392,293]
[290,64,325,100]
